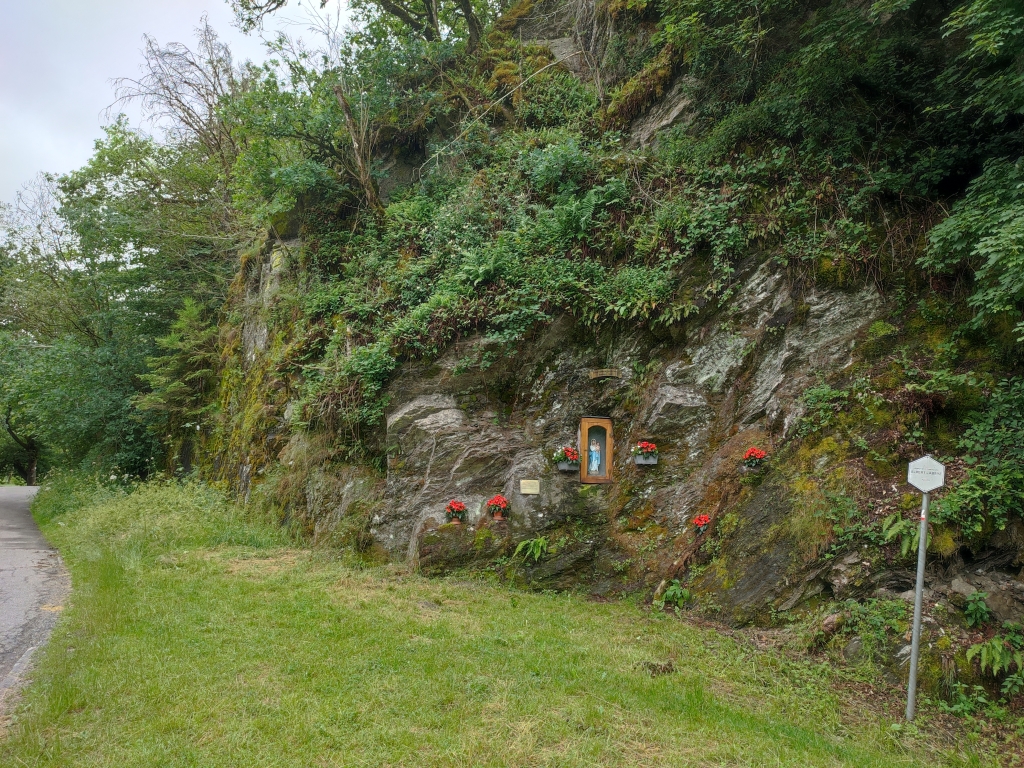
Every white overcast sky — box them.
[0,0,344,203]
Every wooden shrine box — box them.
[579,417,613,484]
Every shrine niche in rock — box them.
[579,417,613,484]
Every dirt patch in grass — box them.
[222,550,309,576]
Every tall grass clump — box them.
[33,473,287,558]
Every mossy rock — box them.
[691,476,812,626]
[418,521,511,576]
[523,536,600,590]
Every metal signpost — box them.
[904,455,946,721]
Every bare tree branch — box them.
[333,83,384,216]
[111,18,245,178]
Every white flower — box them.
[109,475,117,481]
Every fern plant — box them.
[967,622,1024,677]
[881,513,923,558]
[514,536,549,563]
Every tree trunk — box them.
[333,85,385,217]
[4,409,40,485]
[454,0,482,52]
[424,0,441,41]
[378,0,438,41]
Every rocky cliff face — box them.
[201,1,1024,634]
[353,259,880,616]
[218,192,1024,640]
[222,243,898,624]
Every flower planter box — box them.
[485,494,509,522]
[634,455,658,465]
[552,445,581,471]
[445,499,467,525]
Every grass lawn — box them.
[0,479,994,767]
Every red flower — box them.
[486,494,509,510]
[694,514,711,528]
[743,446,767,468]
[554,445,579,463]
[445,499,467,520]
[632,441,658,456]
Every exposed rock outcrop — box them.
[356,260,883,618]
[229,233,1024,628]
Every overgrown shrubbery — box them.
[33,472,286,554]
[937,378,1024,535]
[263,0,1024,452]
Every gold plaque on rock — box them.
[519,479,540,495]
[588,368,623,380]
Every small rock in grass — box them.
[821,612,844,637]
[636,660,675,677]
[950,578,976,597]
[843,636,864,663]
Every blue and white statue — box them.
[588,438,601,474]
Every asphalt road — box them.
[0,486,68,716]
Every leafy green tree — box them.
[0,123,234,475]
[0,333,159,477]
[136,299,219,473]
[943,0,1024,122]
[938,379,1024,535]
[0,435,43,485]
[921,1,1024,342]
[0,23,250,478]
[0,340,44,484]
[926,159,1024,341]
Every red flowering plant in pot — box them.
[743,446,767,469]
[693,514,710,534]
[552,445,580,471]
[631,440,659,465]
[486,494,509,521]
[445,499,467,524]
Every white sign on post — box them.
[904,454,946,722]
[907,455,945,494]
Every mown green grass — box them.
[0,478,992,767]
